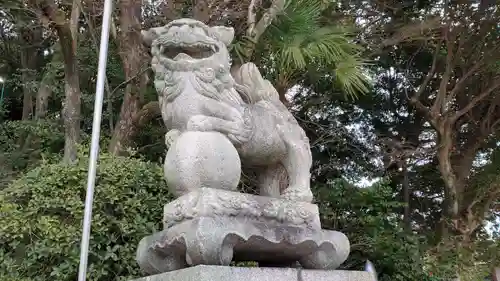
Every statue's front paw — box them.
[281,186,313,203]
[187,115,212,132]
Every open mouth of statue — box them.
[162,44,218,60]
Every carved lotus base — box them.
[136,189,350,275]
[162,188,321,230]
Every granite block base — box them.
[129,265,376,281]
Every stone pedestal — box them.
[136,188,350,275]
[129,265,377,281]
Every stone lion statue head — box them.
[142,18,235,72]
[142,19,249,107]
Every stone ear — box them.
[141,27,161,47]
[209,26,235,46]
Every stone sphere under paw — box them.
[164,131,241,197]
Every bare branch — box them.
[69,0,80,50]
[431,25,454,116]
[479,93,500,134]
[246,0,258,37]
[453,78,500,122]
[244,0,285,60]
[380,17,442,46]
[447,60,484,102]
[414,41,441,100]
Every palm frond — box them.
[267,0,323,41]
[266,0,371,98]
[334,58,372,100]
[232,0,373,99]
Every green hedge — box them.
[0,153,171,281]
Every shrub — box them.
[0,120,65,188]
[0,152,172,281]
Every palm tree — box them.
[232,0,371,104]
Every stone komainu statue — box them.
[136,19,351,275]
[142,18,313,203]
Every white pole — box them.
[77,0,113,278]
[365,260,378,281]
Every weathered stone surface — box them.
[129,265,376,281]
[142,18,314,203]
[301,268,377,281]
[136,189,349,275]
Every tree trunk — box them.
[193,0,211,23]
[36,0,82,164]
[61,34,81,164]
[108,0,150,155]
[402,161,411,231]
[20,51,34,120]
[243,0,286,61]
[69,0,80,51]
[435,121,461,237]
[35,74,52,120]
[19,26,40,120]
[64,2,81,164]
[35,45,62,120]
[435,122,464,280]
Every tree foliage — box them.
[317,179,429,281]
